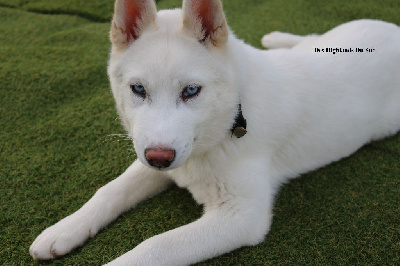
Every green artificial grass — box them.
[1,0,399,265]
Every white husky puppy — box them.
[30,0,400,264]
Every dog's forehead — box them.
[135,10,208,60]
[155,9,183,33]
[119,19,216,80]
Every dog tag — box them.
[230,103,247,138]
[233,126,247,138]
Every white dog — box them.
[30,0,400,264]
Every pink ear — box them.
[124,0,145,41]
[110,0,157,49]
[182,0,228,47]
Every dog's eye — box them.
[130,84,146,98]
[182,85,202,101]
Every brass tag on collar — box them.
[233,126,247,138]
[230,103,247,138]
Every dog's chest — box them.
[170,165,233,206]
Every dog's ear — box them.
[182,0,228,47]
[110,0,157,50]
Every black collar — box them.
[230,103,247,138]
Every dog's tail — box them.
[261,32,318,49]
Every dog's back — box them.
[254,20,400,179]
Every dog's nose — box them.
[145,148,175,169]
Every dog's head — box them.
[108,0,239,170]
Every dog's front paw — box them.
[30,214,97,260]
[104,240,162,266]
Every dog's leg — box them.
[106,158,276,265]
[105,205,271,266]
[261,31,318,49]
[30,160,172,260]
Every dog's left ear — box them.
[182,0,228,47]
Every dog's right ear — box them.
[110,0,157,50]
[182,0,228,47]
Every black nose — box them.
[145,148,175,169]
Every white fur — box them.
[30,0,400,264]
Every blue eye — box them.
[182,85,201,101]
[130,84,146,98]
